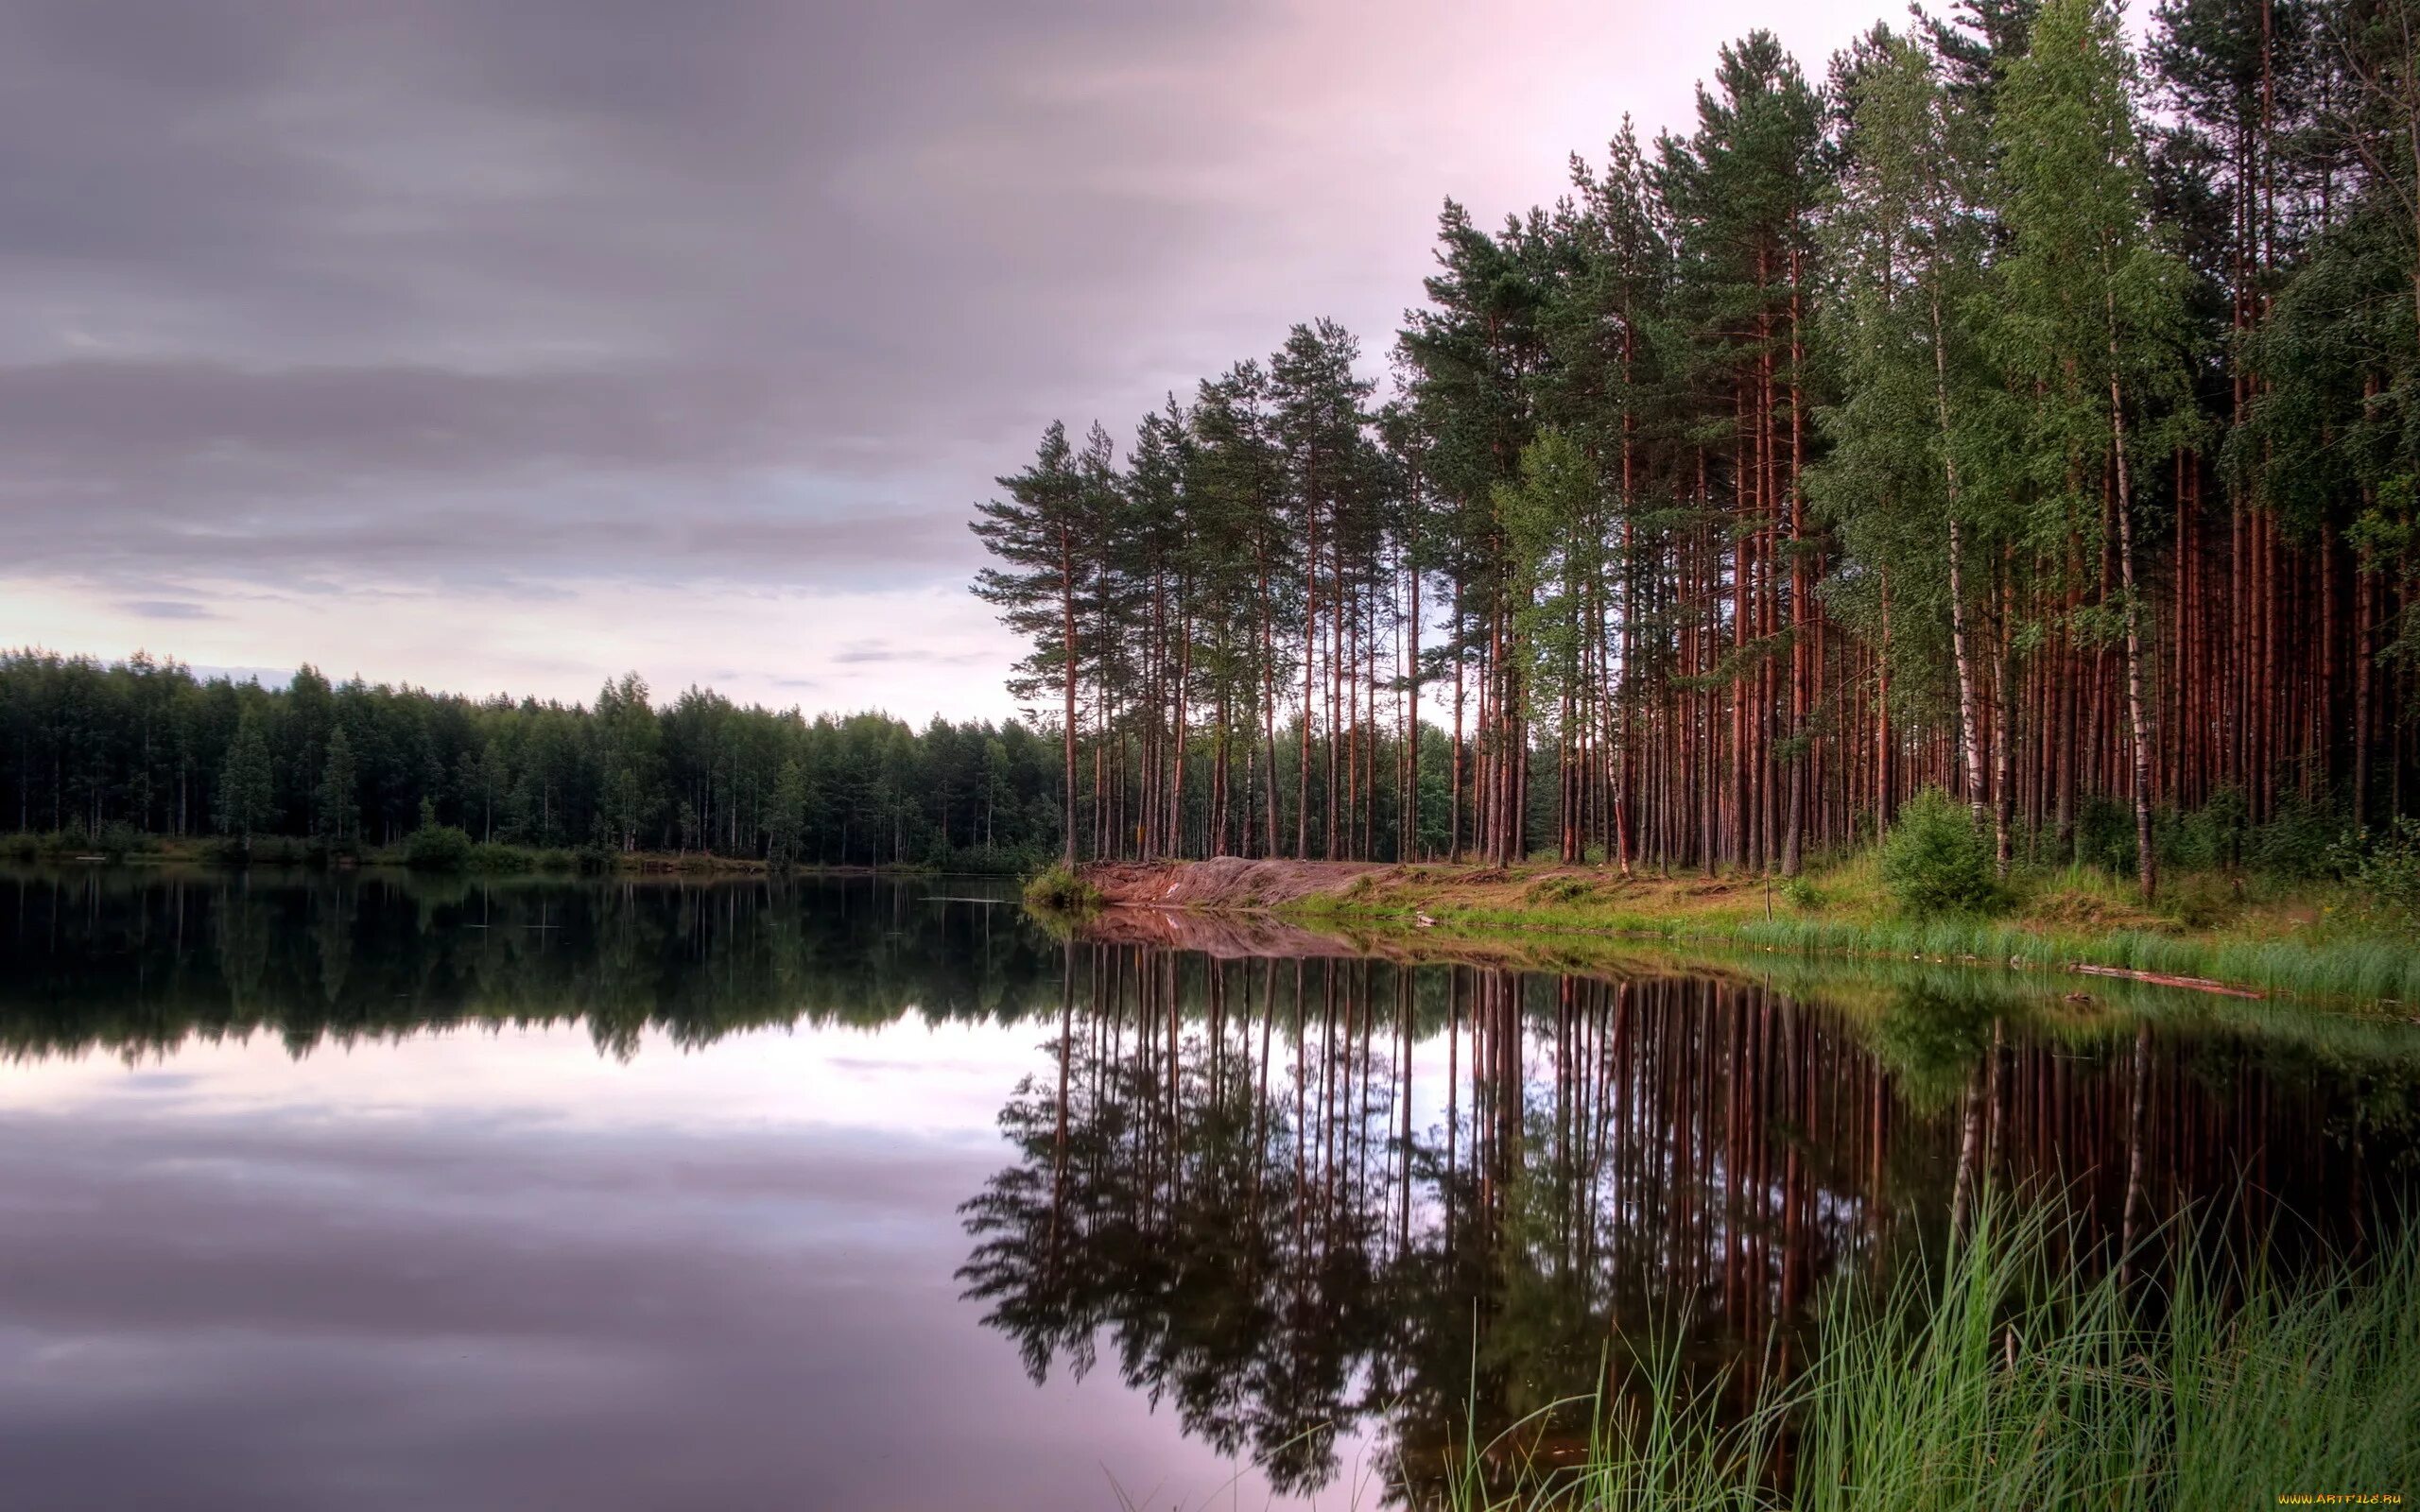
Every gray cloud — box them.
[0,0,1275,594]
[117,599,216,621]
[829,638,991,667]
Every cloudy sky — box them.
[0,0,1881,722]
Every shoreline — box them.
[1071,856,2420,1012]
[0,843,1014,881]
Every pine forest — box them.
[973,0,2420,899]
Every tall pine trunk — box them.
[1059,524,1079,866]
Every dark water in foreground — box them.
[2,868,2415,1510]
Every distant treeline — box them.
[0,649,1071,868]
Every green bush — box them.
[2332,816,2420,936]
[95,820,149,861]
[2076,791,2137,875]
[466,841,533,873]
[1023,864,1102,913]
[405,822,475,870]
[2158,785,2249,870]
[2249,790,2349,879]
[1878,788,2006,918]
[1780,874,1825,912]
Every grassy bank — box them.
[1428,1198,2420,1510]
[1259,851,2420,1008]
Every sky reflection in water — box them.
[1,985,1375,1508]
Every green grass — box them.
[1426,1196,2420,1509]
[1274,851,2420,1009]
[1022,863,1104,914]
[1721,914,2420,1005]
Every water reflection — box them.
[3,868,2416,1507]
[1,866,1060,1057]
[961,944,2420,1502]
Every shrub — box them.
[2076,791,2137,875]
[2249,790,2349,880]
[1878,788,2006,918]
[1023,864,1102,913]
[1780,874,1825,912]
[2332,816,2420,936]
[95,820,148,861]
[405,822,475,870]
[2159,785,2249,871]
[467,841,533,873]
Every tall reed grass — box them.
[1724,914,2420,1005]
[1428,1198,2420,1509]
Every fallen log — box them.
[2065,963,2265,1000]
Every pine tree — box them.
[216,713,273,854]
[1657,30,1826,874]
[1816,25,2010,850]
[1399,201,1551,864]
[1271,319,1377,858]
[768,756,808,870]
[1996,0,2199,899]
[972,422,1092,864]
[317,725,357,850]
[593,672,659,852]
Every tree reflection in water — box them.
[959,942,2420,1503]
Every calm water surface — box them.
[3,868,2415,1509]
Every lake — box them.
[3,868,2415,1509]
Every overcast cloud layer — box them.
[0,0,1877,719]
